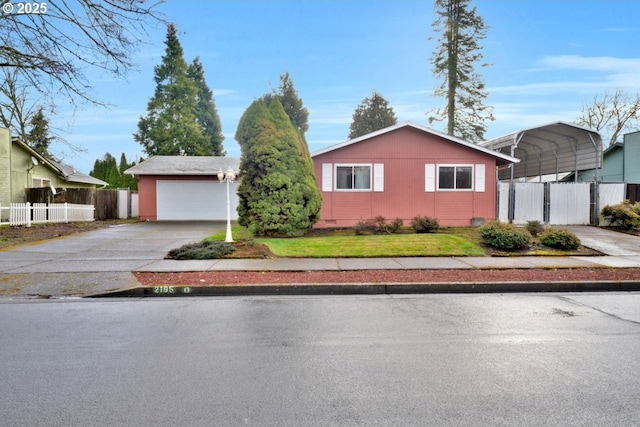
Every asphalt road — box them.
[1,293,639,426]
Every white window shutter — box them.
[373,163,384,192]
[322,163,333,191]
[425,164,435,192]
[475,164,485,192]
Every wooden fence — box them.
[628,184,640,203]
[25,188,131,220]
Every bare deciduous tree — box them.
[0,69,36,140]
[0,0,163,106]
[0,68,77,157]
[576,89,640,147]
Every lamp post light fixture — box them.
[217,168,237,242]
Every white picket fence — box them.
[0,202,95,227]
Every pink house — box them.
[311,122,518,227]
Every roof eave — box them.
[312,121,519,164]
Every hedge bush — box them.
[539,228,581,250]
[526,220,545,237]
[166,240,236,260]
[601,200,640,230]
[478,220,531,251]
[410,215,440,233]
[354,216,404,235]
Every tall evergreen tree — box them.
[90,152,138,189]
[118,153,139,189]
[235,98,321,237]
[134,24,210,156]
[90,153,118,185]
[427,0,493,143]
[264,71,309,136]
[187,57,225,155]
[26,107,55,158]
[348,91,398,139]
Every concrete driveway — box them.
[0,221,224,297]
[564,225,640,256]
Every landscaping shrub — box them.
[410,215,440,233]
[526,220,545,237]
[166,240,236,260]
[478,220,531,251]
[539,228,581,250]
[354,219,376,235]
[601,200,640,230]
[388,217,404,233]
[354,216,404,235]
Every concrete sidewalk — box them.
[1,223,639,298]
[138,254,640,273]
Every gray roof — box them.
[481,122,603,180]
[124,156,241,175]
[49,160,108,186]
[11,138,107,187]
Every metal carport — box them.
[481,122,603,222]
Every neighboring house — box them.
[563,131,640,183]
[310,122,518,227]
[124,156,241,221]
[0,127,107,206]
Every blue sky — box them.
[50,0,640,174]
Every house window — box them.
[335,165,371,190]
[438,165,473,190]
[31,178,51,188]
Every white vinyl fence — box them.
[498,182,628,226]
[0,202,95,227]
[598,183,627,225]
[514,183,545,224]
[548,182,591,225]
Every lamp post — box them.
[217,168,237,242]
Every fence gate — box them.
[513,182,545,224]
[498,181,625,225]
[549,182,591,225]
[598,183,626,225]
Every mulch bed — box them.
[135,268,640,287]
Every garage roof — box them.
[481,122,603,181]
[124,156,241,176]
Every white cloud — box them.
[212,89,235,97]
[539,55,640,72]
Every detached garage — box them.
[125,156,240,221]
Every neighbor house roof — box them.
[124,156,241,175]
[13,138,107,187]
[311,121,519,166]
[49,160,108,187]
[481,122,603,180]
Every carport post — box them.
[509,144,515,223]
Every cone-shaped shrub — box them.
[235,98,322,237]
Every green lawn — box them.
[256,233,485,257]
[208,225,486,257]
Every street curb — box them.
[86,280,640,298]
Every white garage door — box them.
[156,180,239,220]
